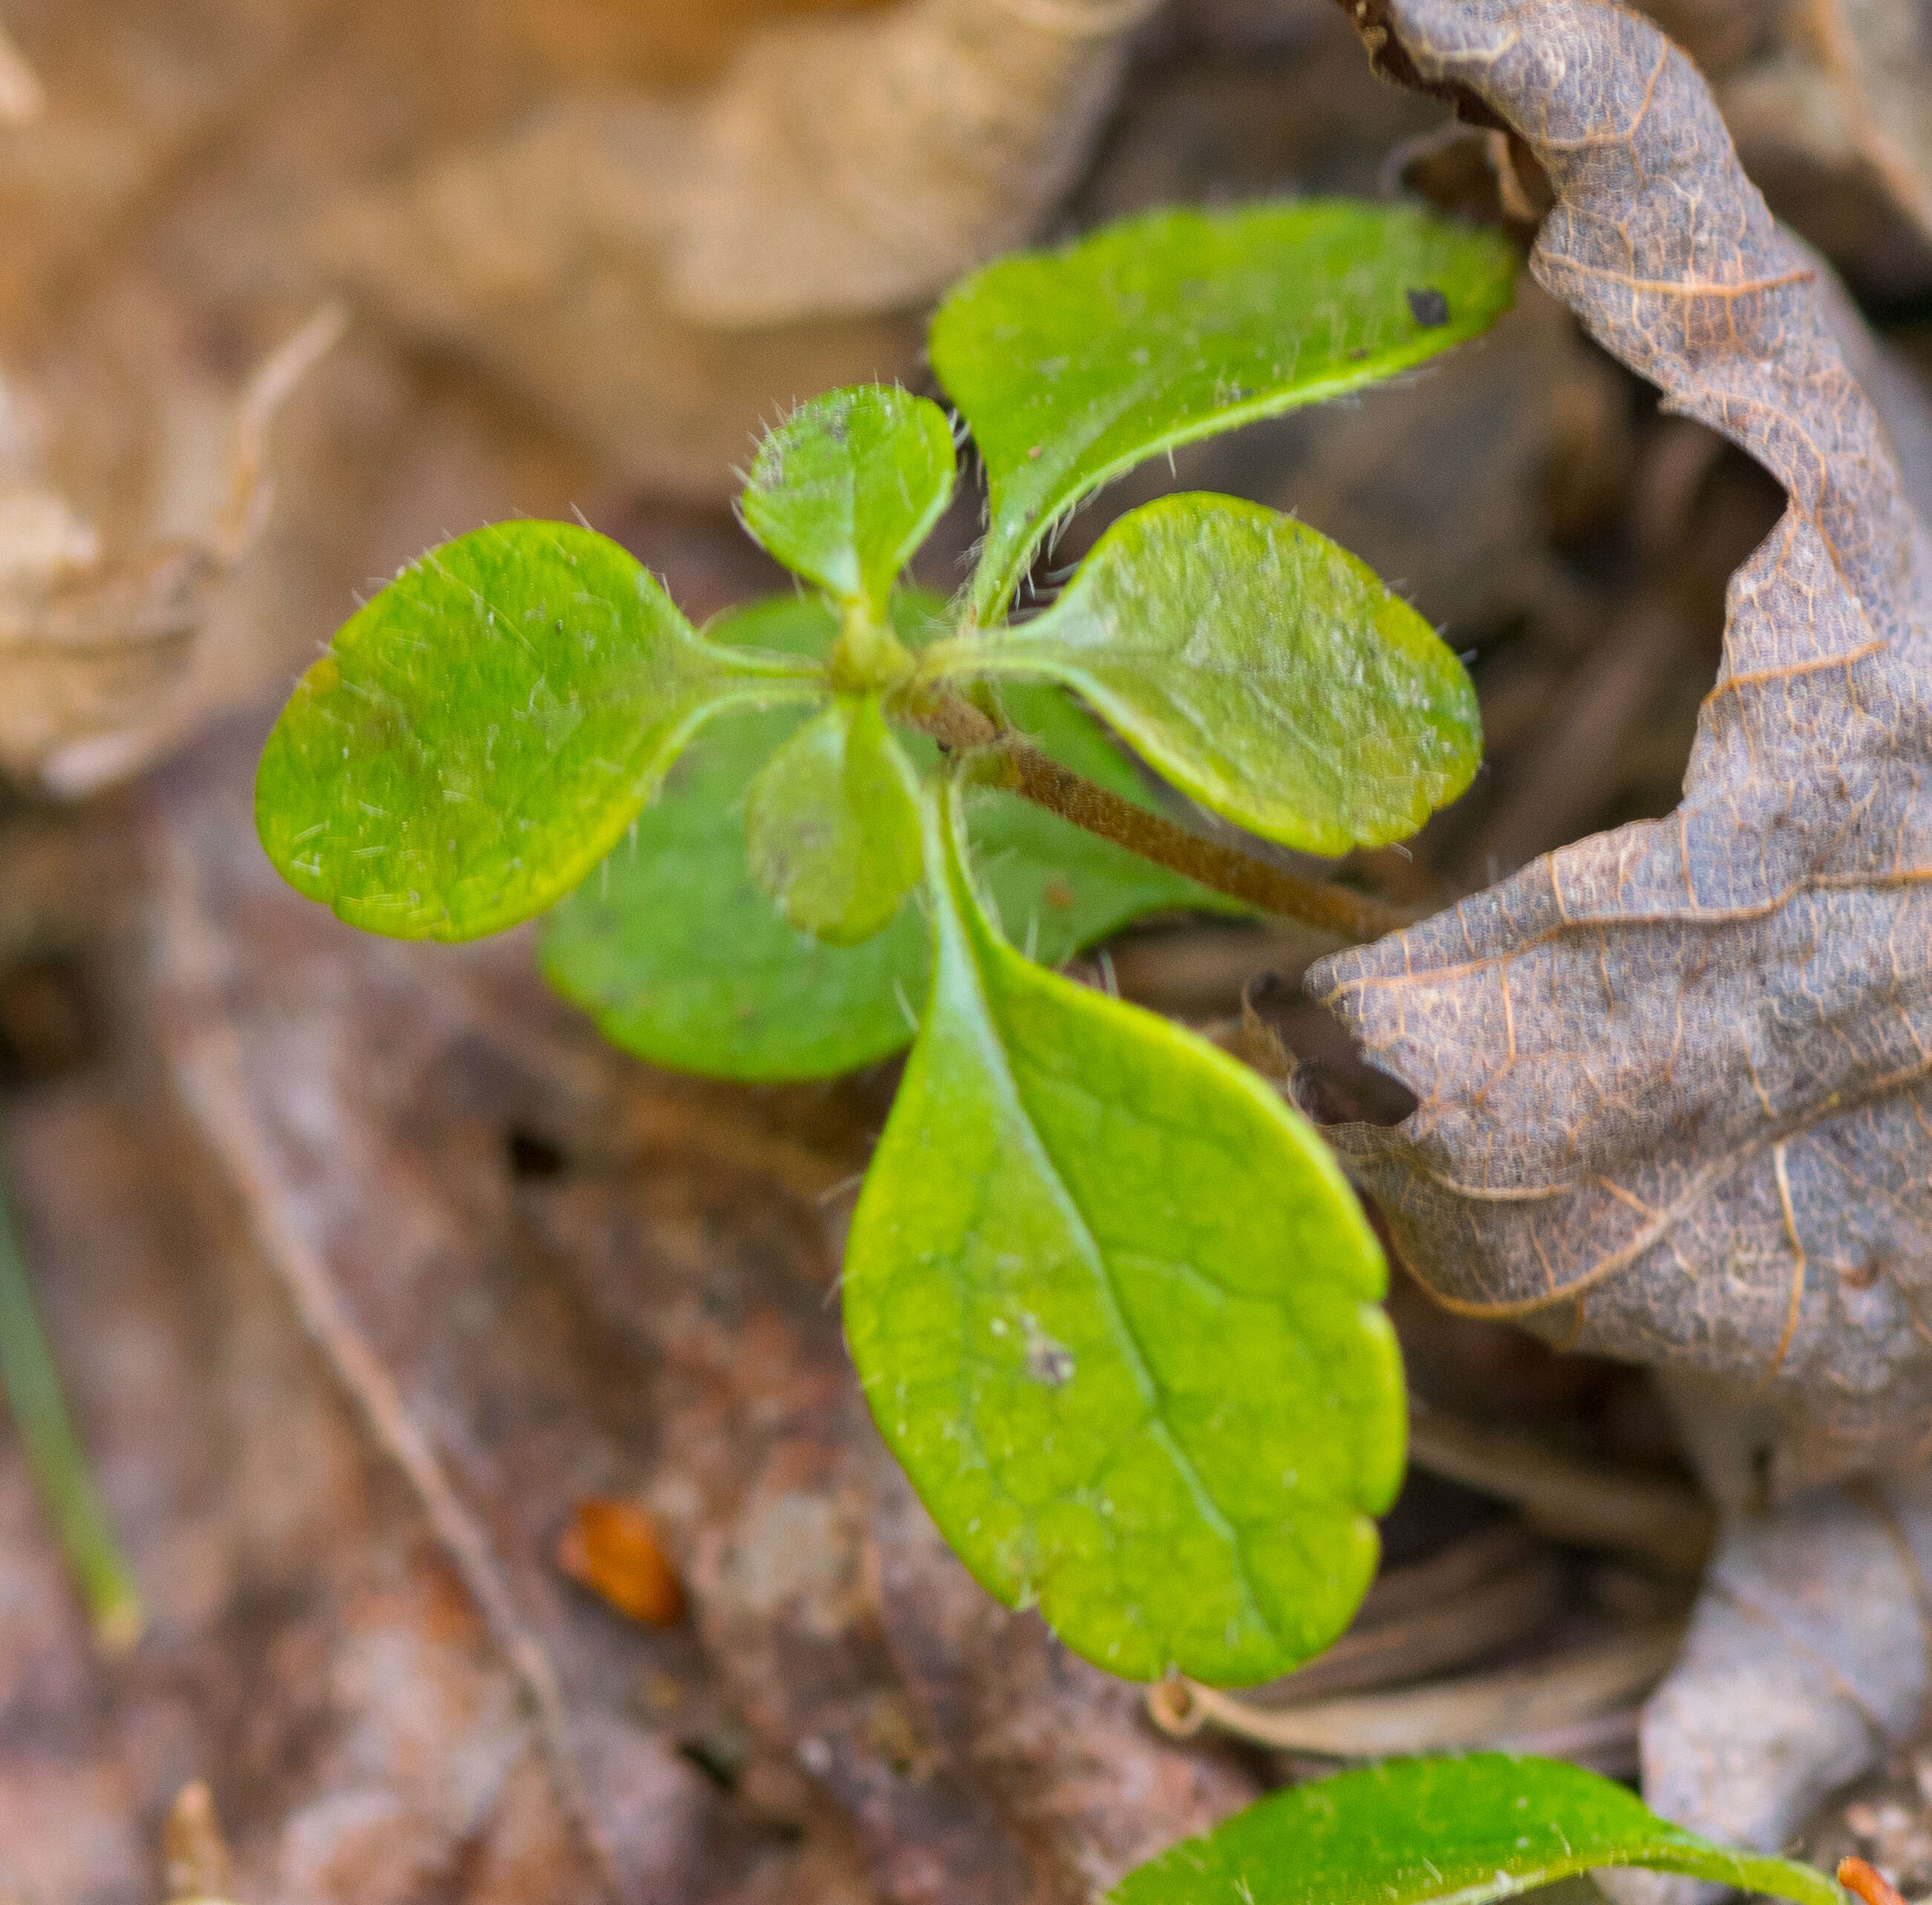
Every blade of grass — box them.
[0,1172,143,1651]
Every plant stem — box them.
[0,1174,143,1652]
[901,687,1414,944]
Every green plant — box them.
[255,198,1514,1685]
[1110,1755,1858,1905]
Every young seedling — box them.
[255,199,1516,1685]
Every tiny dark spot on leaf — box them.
[1406,286,1452,328]
[1042,879,1075,910]
[1026,1336,1075,1387]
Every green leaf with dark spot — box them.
[255,523,819,941]
[740,385,956,616]
[842,777,1403,1685]
[541,595,1233,1082]
[930,200,1517,622]
[746,696,924,945]
[948,494,1481,855]
[1111,1756,1850,1905]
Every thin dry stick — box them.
[1146,1620,1683,1757]
[1406,1397,1717,1576]
[163,1781,235,1904]
[1260,1548,1562,1702]
[903,687,1414,943]
[172,1015,620,1903]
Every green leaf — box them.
[541,679,1229,1079]
[745,696,924,945]
[843,777,1403,1685]
[944,494,1481,855]
[543,592,1234,1082]
[255,522,819,941]
[930,200,1518,622]
[740,385,956,616]
[1111,1756,1850,1905]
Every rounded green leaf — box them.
[843,778,1403,1685]
[543,595,1235,1082]
[255,522,818,941]
[947,494,1481,855]
[930,200,1518,621]
[745,696,923,945]
[740,385,956,615]
[1111,1756,1850,1905]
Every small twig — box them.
[1255,1544,1562,1702]
[0,1169,144,1653]
[1146,1620,1683,1757]
[901,687,1413,943]
[1406,1396,1717,1576]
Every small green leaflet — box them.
[739,385,956,618]
[930,200,1518,622]
[949,495,1481,855]
[842,777,1403,1685]
[542,595,1231,1083]
[745,696,924,945]
[255,523,818,941]
[1110,1757,1850,1905]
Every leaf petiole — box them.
[0,1173,143,1652]
[897,684,1413,943]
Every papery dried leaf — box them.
[1598,1474,1932,1905]
[1316,0,1932,1496]
[1713,0,1932,303]
[313,0,1163,497]
[0,308,341,796]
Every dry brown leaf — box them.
[1316,0,1932,1496]
[313,0,1163,497]
[0,308,340,796]
[1601,1474,1932,1905]
[1712,0,1932,304]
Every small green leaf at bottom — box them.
[843,777,1403,1685]
[1110,1756,1850,1905]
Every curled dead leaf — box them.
[1317,0,1932,1873]
[1318,0,1932,1505]
[556,1497,688,1628]
[0,307,342,797]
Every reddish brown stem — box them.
[903,687,1413,944]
